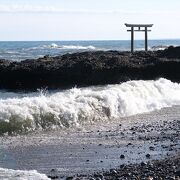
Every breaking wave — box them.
[0,168,50,180]
[29,43,96,50]
[1,78,180,134]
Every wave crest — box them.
[0,168,50,180]
[1,78,180,134]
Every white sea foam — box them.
[0,78,180,133]
[28,43,96,50]
[60,45,96,50]
[0,167,50,180]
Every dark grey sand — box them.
[0,106,180,179]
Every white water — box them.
[29,43,96,50]
[45,43,96,49]
[0,78,180,133]
[0,168,50,180]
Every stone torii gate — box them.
[125,23,153,52]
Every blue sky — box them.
[0,0,180,40]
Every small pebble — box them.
[141,162,147,166]
[110,169,117,175]
[120,154,125,159]
[149,146,155,151]
[120,164,125,168]
[50,169,55,172]
[66,177,73,180]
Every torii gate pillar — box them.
[125,23,153,52]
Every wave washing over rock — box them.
[0,78,180,134]
[0,168,50,180]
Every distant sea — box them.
[0,39,180,61]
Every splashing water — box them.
[0,168,50,180]
[0,78,180,134]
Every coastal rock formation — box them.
[0,46,180,90]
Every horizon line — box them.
[0,38,180,42]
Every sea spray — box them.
[1,78,180,134]
[33,43,96,50]
[0,168,50,180]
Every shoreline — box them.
[0,106,179,179]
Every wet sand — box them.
[0,106,180,179]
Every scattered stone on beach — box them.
[120,154,125,159]
[75,156,180,180]
[66,177,74,180]
[127,143,132,146]
[110,169,117,175]
[149,146,155,151]
[51,169,55,172]
[48,175,59,179]
[141,161,147,166]
[146,154,151,158]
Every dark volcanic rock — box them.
[160,46,180,58]
[0,46,180,90]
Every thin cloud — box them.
[0,4,179,17]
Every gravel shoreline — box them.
[69,155,180,180]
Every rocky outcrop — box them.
[0,46,180,90]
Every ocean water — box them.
[0,40,180,179]
[1,78,180,134]
[0,39,180,61]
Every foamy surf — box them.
[0,168,50,180]
[1,78,180,134]
[30,43,96,50]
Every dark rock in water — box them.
[0,46,180,90]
